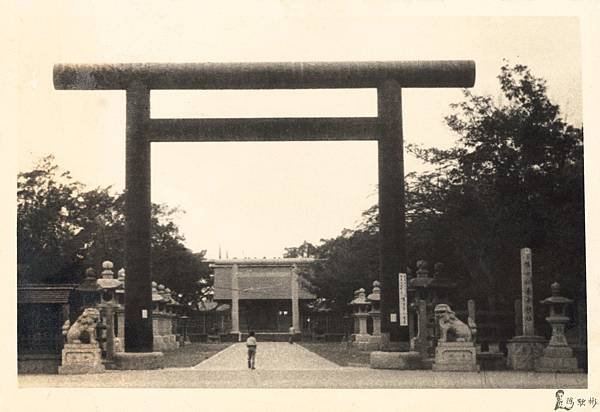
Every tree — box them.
[286,220,379,312]
[17,156,211,299]
[18,155,96,282]
[283,240,318,258]
[288,63,585,317]
[407,62,584,309]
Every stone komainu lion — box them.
[62,308,101,344]
[434,304,473,343]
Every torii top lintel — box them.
[53,60,475,90]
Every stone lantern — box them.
[160,285,178,350]
[175,292,190,345]
[157,284,168,313]
[535,282,580,372]
[76,267,102,310]
[366,281,382,350]
[408,260,456,358]
[115,268,126,306]
[168,289,181,345]
[164,287,173,312]
[151,282,166,351]
[97,261,121,303]
[113,268,126,352]
[350,288,371,350]
[151,282,164,311]
[96,261,122,360]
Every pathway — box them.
[17,342,587,388]
[192,342,341,371]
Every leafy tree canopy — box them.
[287,63,585,313]
[17,155,211,302]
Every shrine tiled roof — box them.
[211,259,315,300]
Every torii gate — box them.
[54,61,475,353]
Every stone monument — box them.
[366,281,382,350]
[350,288,371,350]
[59,307,105,374]
[432,304,479,372]
[76,267,102,308]
[151,281,167,351]
[506,248,545,370]
[535,282,580,372]
[408,261,456,358]
[113,268,126,353]
[97,261,122,361]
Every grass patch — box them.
[299,342,371,367]
[161,342,232,368]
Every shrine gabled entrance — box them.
[54,61,475,352]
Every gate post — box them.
[125,81,154,352]
[377,79,407,347]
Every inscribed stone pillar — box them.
[230,264,240,333]
[521,248,535,335]
[506,247,545,370]
[291,265,300,332]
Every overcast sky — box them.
[15,8,583,259]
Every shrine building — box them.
[211,258,315,338]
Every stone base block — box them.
[432,342,479,372]
[58,344,105,375]
[506,335,545,371]
[153,335,179,351]
[535,345,581,373]
[161,335,178,351]
[153,336,166,352]
[352,334,372,351]
[365,335,383,351]
[370,351,423,370]
[112,352,164,370]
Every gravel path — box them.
[17,342,587,388]
[192,342,341,371]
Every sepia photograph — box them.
[4,1,600,411]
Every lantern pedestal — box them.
[58,344,105,375]
[534,283,581,373]
[432,342,479,372]
[535,315,580,373]
[506,335,546,371]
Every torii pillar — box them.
[53,61,475,354]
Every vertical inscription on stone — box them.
[398,273,408,326]
[521,248,535,336]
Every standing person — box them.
[288,325,295,344]
[246,331,257,369]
